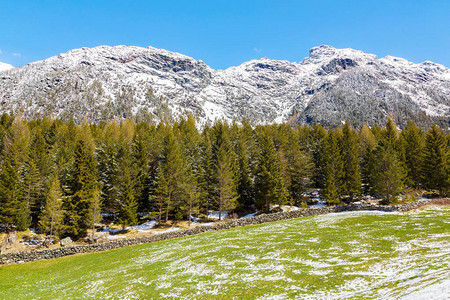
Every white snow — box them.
[0,44,449,125]
[0,62,13,72]
[128,220,158,231]
[241,211,258,219]
[207,210,228,220]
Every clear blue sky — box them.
[0,0,449,69]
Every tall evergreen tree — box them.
[255,130,288,211]
[153,128,187,222]
[39,176,64,237]
[0,116,31,230]
[322,129,343,204]
[359,124,377,194]
[235,131,254,208]
[402,120,424,189]
[371,143,405,203]
[116,151,138,229]
[199,129,215,216]
[421,124,449,195]
[65,126,100,237]
[216,134,238,220]
[279,128,313,205]
[340,123,361,201]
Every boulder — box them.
[0,231,18,252]
[59,237,72,247]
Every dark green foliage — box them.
[402,120,424,189]
[371,143,405,203]
[340,123,361,201]
[215,127,238,219]
[39,176,64,237]
[255,129,288,211]
[421,125,449,195]
[0,113,447,232]
[322,129,343,204]
[65,128,100,237]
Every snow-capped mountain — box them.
[0,45,448,127]
[0,62,13,72]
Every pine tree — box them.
[371,143,405,203]
[199,129,215,216]
[255,130,288,211]
[310,123,328,188]
[152,166,169,222]
[359,124,377,194]
[235,131,254,208]
[153,127,187,223]
[322,129,343,205]
[279,128,313,205]
[402,120,424,189]
[216,135,238,220]
[87,189,102,241]
[421,124,449,195]
[27,129,52,225]
[182,165,201,226]
[340,123,361,201]
[97,121,120,212]
[39,176,64,237]
[132,123,152,211]
[0,116,31,230]
[65,126,100,237]
[116,153,138,229]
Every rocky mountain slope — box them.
[0,45,448,127]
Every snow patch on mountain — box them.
[0,62,13,72]
[0,45,448,127]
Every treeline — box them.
[0,114,448,238]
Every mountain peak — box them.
[0,45,448,128]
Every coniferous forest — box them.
[0,113,448,238]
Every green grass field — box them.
[1,206,449,299]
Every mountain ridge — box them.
[0,45,448,127]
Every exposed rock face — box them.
[0,45,448,127]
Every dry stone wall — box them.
[0,199,434,265]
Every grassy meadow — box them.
[0,206,449,299]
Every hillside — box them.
[0,206,448,299]
[0,45,449,127]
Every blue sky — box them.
[0,0,449,69]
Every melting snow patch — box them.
[207,211,228,220]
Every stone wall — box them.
[0,199,435,265]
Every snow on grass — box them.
[0,206,448,299]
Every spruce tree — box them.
[39,176,64,237]
[116,154,138,229]
[216,134,238,220]
[199,129,215,216]
[155,128,187,223]
[153,166,169,222]
[279,128,313,205]
[235,131,254,208]
[322,129,343,205]
[340,123,361,201]
[359,124,377,194]
[422,125,449,195]
[255,130,288,211]
[402,120,424,189]
[0,116,31,230]
[65,126,100,237]
[371,143,405,203]
[132,123,152,211]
